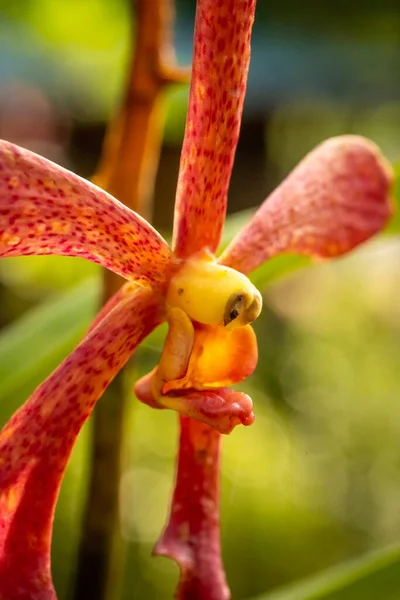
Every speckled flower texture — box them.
[0,0,394,598]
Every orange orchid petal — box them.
[0,140,172,288]
[135,323,257,434]
[0,286,164,598]
[220,136,394,274]
[160,388,254,435]
[163,323,257,392]
[172,0,256,258]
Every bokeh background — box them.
[1,0,400,598]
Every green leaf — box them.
[0,277,100,421]
[254,544,400,600]
[248,253,312,288]
[221,209,313,287]
[0,275,166,423]
[384,161,400,234]
[220,208,254,250]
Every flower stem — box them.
[155,416,229,600]
[72,2,186,598]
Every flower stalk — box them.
[155,416,229,600]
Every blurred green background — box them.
[1,0,400,598]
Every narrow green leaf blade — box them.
[0,277,100,419]
[254,544,400,600]
[0,275,165,422]
[221,209,313,286]
[384,161,400,234]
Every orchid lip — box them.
[159,385,255,434]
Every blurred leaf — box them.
[384,161,400,234]
[27,0,130,119]
[0,277,100,420]
[220,208,254,249]
[164,85,190,145]
[0,256,99,296]
[249,253,312,288]
[221,209,312,287]
[0,275,165,423]
[255,544,400,600]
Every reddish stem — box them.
[155,416,229,600]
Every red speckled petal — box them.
[0,140,172,288]
[0,286,164,599]
[172,0,256,258]
[220,136,394,274]
[155,416,229,600]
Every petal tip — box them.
[221,134,394,273]
[320,134,394,187]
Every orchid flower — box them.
[0,0,394,598]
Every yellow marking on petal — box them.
[8,176,19,188]
[189,144,197,163]
[1,424,15,441]
[86,229,101,241]
[36,223,47,234]
[22,201,40,217]
[3,484,23,512]
[51,221,71,234]
[195,81,206,101]
[43,178,56,190]
[1,232,20,246]
[81,206,96,217]
[119,224,141,241]
[0,425,15,466]
[167,250,262,328]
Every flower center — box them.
[167,250,262,328]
